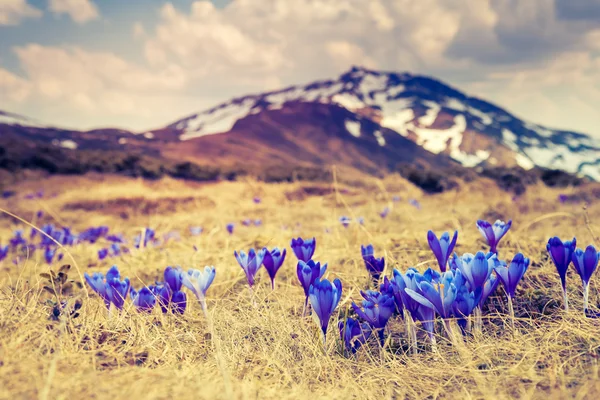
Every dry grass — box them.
[1,173,600,400]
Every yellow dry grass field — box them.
[1,173,600,400]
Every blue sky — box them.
[1,0,599,137]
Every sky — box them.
[1,0,600,137]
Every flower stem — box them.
[507,295,515,329]
[248,285,257,307]
[474,306,483,333]
[562,286,569,313]
[271,279,275,292]
[405,311,417,355]
[584,283,589,316]
[302,297,308,317]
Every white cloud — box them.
[133,22,145,39]
[48,0,99,24]
[0,0,42,25]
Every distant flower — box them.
[163,231,181,243]
[10,230,26,248]
[106,234,125,243]
[134,228,155,249]
[547,236,576,311]
[558,194,568,204]
[357,217,365,225]
[361,244,385,281]
[297,260,327,316]
[234,248,266,287]
[339,318,372,354]
[226,223,235,235]
[392,196,401,202]
[262,247,287,290]
[85,266,130,310]
[104,266,131,310]
[98,248,109,261]
[254,219,262,226]
[427,230,458,272]
[44,247,57,264]
[84,272,110,308]
[379,207,390,219]
[339,216,351,228]
[1,190,16,199]
[476,219,512,254]
[130,287,156,312]
[190,226,203,236]
[309,278,342,344]
[253,197,261,204]
[572,245,600,313]
[409,199,421,209]
[242,219,252,227]
[110,243,121,256]
[291,237,316,262]
[0,245,8,262]
[36,210,44,219]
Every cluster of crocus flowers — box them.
[547,237,599,314]
[86,264,216,316]
[84,265,131,310]
[476,219,512,254]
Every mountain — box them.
[165,66,600,180]
[1,66,599,184]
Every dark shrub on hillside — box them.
[480,167,539,195]
[540,169,585,187]
[396,163,459,193]
[260,165,333,183]
[171,162,220,181]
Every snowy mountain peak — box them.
[168,66,599,180]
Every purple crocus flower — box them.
[357,217,365,225]
[558,194,568,204]
[572,245,600,313]
[479,274,500,308]
[352,290,395,344]
[1,190,16,199]
[547,237,576,311]
[409,199,421,209]
[494,253,530,325]
[254,219,262,226]
[242,219,252,227]
[308,277,342,344]
[291,237,316,262]
[297,260,327,316]
[379,207,390,219]
[476,219,512,254]
[427,230,458,272]
[263,247,287,290]
[84,272,110,308]
[452,282,481,331]
[339,317,372,354]
[182,266,216,313]
[405,270,458,320]
[0,245,8,262]
[98,248,109,261]
[361,244,385,281]
[450,251,495,290]
[44,247,56,264]
[10,230,26,248]
[392,195,401,202]
[226,223,235,235]
[190,226,203,236]
[171,290,187,314]
[105,265,131,310]
[234,248,266,287]
[164,266,184,292]
[110,243,121,256]
[253,197,261,204]
[130,287,156,312]
[339,216,351,228]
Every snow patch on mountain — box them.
[345,120,361,137]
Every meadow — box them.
[1,172,599,400]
